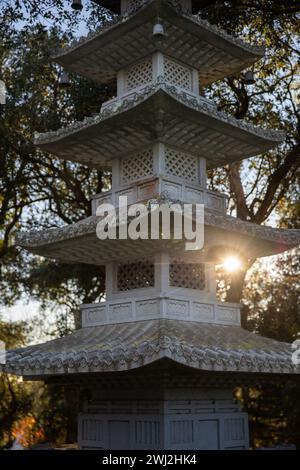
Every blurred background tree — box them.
[0,0,299,448]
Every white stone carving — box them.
[117,260,155,291]
[216,306,240,324]
[125,57,153,92]
[121,148,153,184]
[115,188,136,204]
[206,193,223,210]
[91,177,226,215]
[83,306,106,326]
[136,299,160,318]
[161,181,182,200]
[164,56,193,92]
[137,181,157,200]
[170,260,206,291]
[167,299,189,318]
[185,187,204,203]
[192,303,214,321]
[81,298,241,327]
[122,52,196,97]
[165,146,198,182]
[110,303,132,319]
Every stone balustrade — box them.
[81,295,241,327]
[91,177,227,215]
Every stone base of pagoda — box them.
[77,388,249,450]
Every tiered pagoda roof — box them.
[3,0,300,384]
[35,80,284,168]
[4,319,299,378]
[16,209,300,264]
[54,0,264,86]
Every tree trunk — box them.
[226,268,248,303]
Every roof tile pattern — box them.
[3,320,299,377]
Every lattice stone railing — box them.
[121,148,154,184]
[81,296,241,327]
[123,54,195,95]
[170,260,206,290]
[126,57,153,91]
[165,147,198,182]
[97,52,202,114]
[117,260,155,291]
[164,56,193,91]
[118,144,201,185]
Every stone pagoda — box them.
[4,0,300,450]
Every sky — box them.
[2,301,40,324]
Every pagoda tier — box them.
[34,81,284,168]
[15,210,300,263]
[4,319,299,378]
[54,0,264,86]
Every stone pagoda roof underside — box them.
[16,209,300,263]
[95,0,212,15]
[3,319,299,378]
[35,81,284,168]
[54,0,265,86]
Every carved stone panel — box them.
[136,299,160,318]
[109,303,132,320]
[83,306,106,327]
[216,306,240,324]
[167,299,189,318]
[192,302,214,322]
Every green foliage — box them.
[0,3,112,323]
[0,318,30,448]
[0,0,113,448]
[240,218,300,446]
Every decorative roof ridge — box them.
[53,0,265,61]
[15,207,300,249]
[34,77,285,147]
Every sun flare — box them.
[222,256,242,272]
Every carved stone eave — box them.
[15,209,300,264]
[53,0,265,86]
[2,319,299,378]
[34,81,284,169]
[95,0,222,15]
